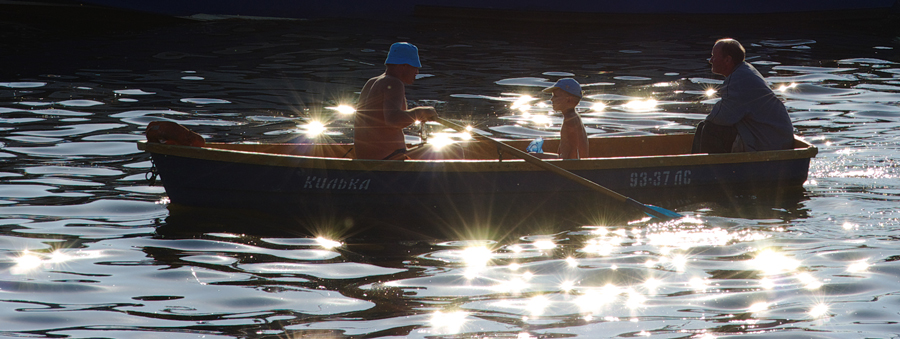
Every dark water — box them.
[2,8,900,338]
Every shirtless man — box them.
[693,38,794,153]
[533,78,589,159]
[354,42,439,160]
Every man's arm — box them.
[381,77,436,127]
[706,71,750,126]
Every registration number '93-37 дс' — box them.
[629,170,691,187]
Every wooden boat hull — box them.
[139,134,816,236]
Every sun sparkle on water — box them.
[326,104,356,114]
[796,272,823,289]
[315,237,341,249]
[810,303,829,318]
[427,134,456,149]
[533,239,556,250]
[847,260,869,273]
[304,121,326,136]
[430,310,467,334]
[14,251,42,273]
[461,246,493,279]
[752,249,800,275]
[511,95,536,112]
[527,295,550,315]
[623,98,658,111]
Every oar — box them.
[436,117,683,220]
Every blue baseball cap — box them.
[384,42,421,68]
[543,78,583,98]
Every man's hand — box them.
[411,106,438,122]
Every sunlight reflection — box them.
[48,250,71,263]
[517,332,536,339]
[777,82,798,92]
[13,250,42,273]
[625,288,646,308]
[522,271,534,280]
[796,272,823,290]
[643,278,661,294]
[752,249,800,275]
[830,167,893,179]
[623,98,657,111]
[705,88,717,97]
[533,240,556,250]
[560,280,575,292]
[647,226,765,249]
[304,121,326,136]
[511,95,536,113]
[493,277,528,293]
[760,277,775,290]
[576,284,620,313]
[689,277,708,290]
[12,249,101,275]
[527,295,550,315]
[565,257,578,267]
[315,237,341,249]
[325,104,356,115]
[591,102,607,112]
[530,114,551,126]
[462,246,493,279]
[430,310,467,334]
[581,236,623,256]
[809,303,829,318]
[847,260,869,273]
[670,254,688,272]
[427,134,456,149]
[748,302,770,313]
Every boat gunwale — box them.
[137,135,817,173]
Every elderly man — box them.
[354,42,440,160]
[693,38,794,153]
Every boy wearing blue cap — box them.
[538,78,589,159]
[354,42,442,160]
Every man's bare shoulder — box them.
[369,74,404,90]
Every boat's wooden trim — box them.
[137,134,817,172]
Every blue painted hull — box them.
[140,134,816,235]
[76,0,898,19]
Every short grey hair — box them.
[716,38,745,64]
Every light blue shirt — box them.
[706,62,794,152]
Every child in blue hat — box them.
[538,78,589,159]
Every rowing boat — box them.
[139,134,816,237]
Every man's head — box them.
[542,78,582,112]
[385,42,421,84]
[710,38,745,77]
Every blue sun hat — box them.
[542,78,583,98]
[384,42,422,68]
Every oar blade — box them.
[643,204,684,220]
[626,198,683,220]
